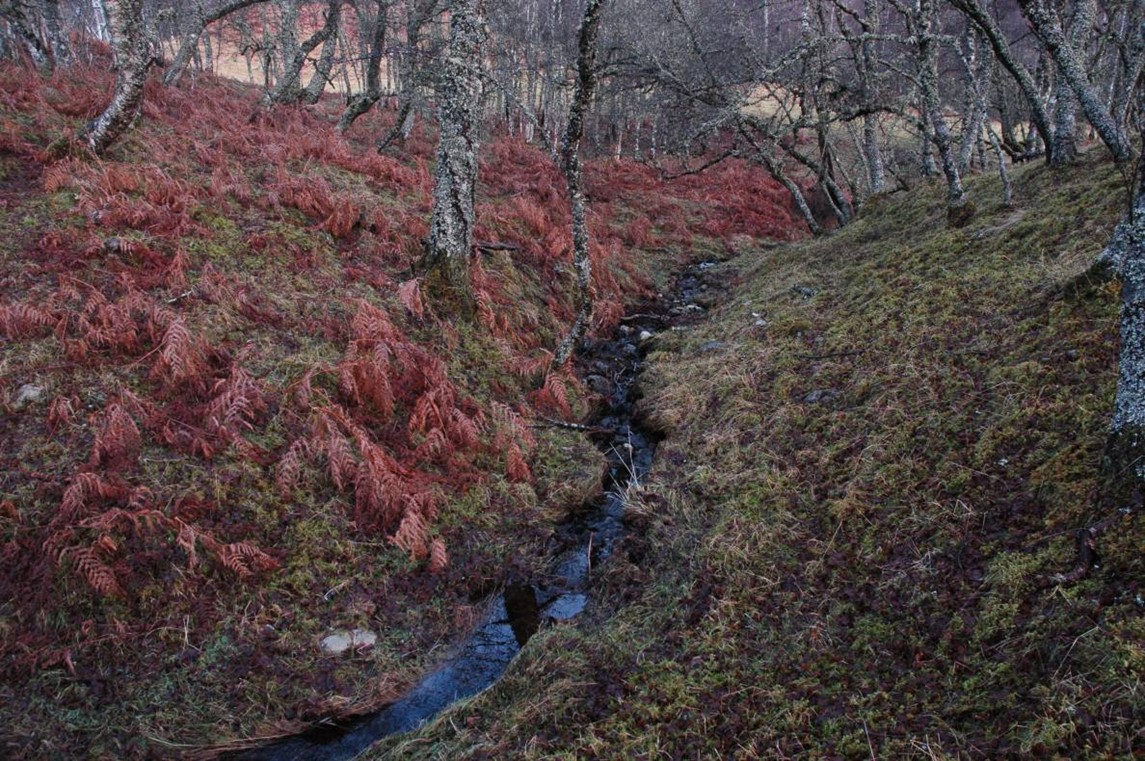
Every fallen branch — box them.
[1046,513,1125,586]
[530,416,611,435]
[475,241,521,254]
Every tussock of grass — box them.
[364,151,1144,758]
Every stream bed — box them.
[230,261,720,761]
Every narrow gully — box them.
[229,260,720,761]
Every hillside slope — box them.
[0,62,800,757]
[369,151,1144,758]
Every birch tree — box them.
[554,0,608,365]
[79,0,152,155]
[422,0,485,315]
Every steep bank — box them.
[367,150,1144,758]
[0,62,799,757]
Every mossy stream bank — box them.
[228,259,730,761]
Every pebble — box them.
[13,383,46,411]
[320,628,377,655]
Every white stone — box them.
[13,384,46,411]
[320,628,377,655]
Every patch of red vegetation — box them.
[0,58,802,749]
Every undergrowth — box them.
[365,150,1144,758]
[0,60,796,757]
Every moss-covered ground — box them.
[365,151,1144,758]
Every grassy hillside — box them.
[368,151,1144,758]
[0,60,799,757]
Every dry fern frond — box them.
[428,537,448,573]
[0,302,56,338]
[390,505,428,559]
[62,546,123,597]
[506,442,532,483]
[58,473,125,523]
[215,541,278,579]
[326,428,357,491]
[397,278,425,320]
[90,401,142,468]
[275,438,312,494]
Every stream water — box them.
[229,262,717,761]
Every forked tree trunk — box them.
[80,0,151,155]
[554,0,608,365]
[267,0,342,104]
[165,0,272,86]
[950,0,1055,162]
[422,0,484,316]
[1019,0,1134,165]
[337,0,388,133]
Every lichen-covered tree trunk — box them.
[42,0,70,67]
[267,0,342,105]
[164,0,272,86]
[554,0,608,365]
[1100,172,1145,504]
[2,0,52,72]
[80,0,151,155]
[859,0,887,195]
[1019,0,1133,165]
[1048,0,1095,166]
[422,0,484,316]
[918,0,970,224]
[337,0,388,133]
[950,0,1054,162]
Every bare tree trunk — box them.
[377,0,434,152]
[1019,0,1133,166]
[268,0,342,105]
[422,0,484,316]
[1048,0,1095,165]
[79,0,151,155]
[165,0,272,86]
[554,0,608,366]
[2,1,52,71]
[917,0,970,223]
[338,0,388,132]
[42,0,70,66]
[302,6,342,104]
[950,0,1055,162]
[90,0,109,42]
[1097,162,1145,508]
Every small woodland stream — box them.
[230,261,720,761]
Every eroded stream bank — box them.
[229,259,731,761]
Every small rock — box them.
[13,384,46,411]
[320,628,377,655]
[638,330,654,343]
[792,285,818,299]
[585,374,610,395]
[754,319,768,328]
[699,341,726,353]
[802,389,840,405]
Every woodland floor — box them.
[0,61,1142,761]
[0,62,799,758]
[365,150,1145,759]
